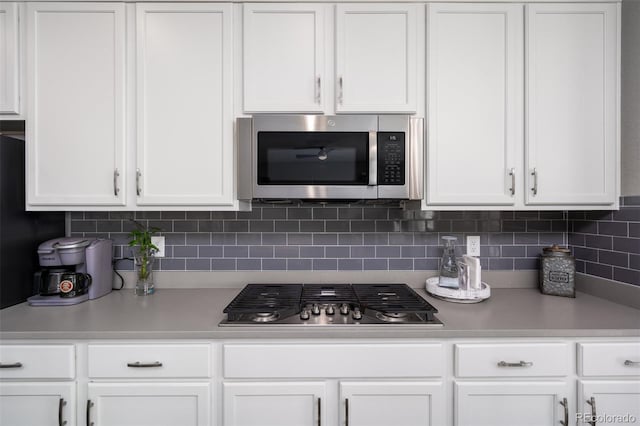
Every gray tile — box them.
[110,211,134,220]
[613,237,640,254]
[164,233,185,245]
[630,223,640,238]
[163,247,173,257]
[450,220,477,232]
[515,258,539,270]
[71,221,97,232]
[426,246,442,258]
[237,259,261,271]
[585,262,612,279]
[250,246,274,258]
[326,246,350,258]
[540,211,565,220]
[489,258,514,270]
[414,233,439,245]
[237,233,262,245]
[488,233,514,245]
[300,221,325,232]
[574,247,598,262]
[364,259,388,270]
[338,259,362,271]
[630,254,640,271]
[480,246,501,257]
[313,259,337,271]
[439,211,465,220]
[402,221,427,232]
[262,259,287,270]
[351,246,375,258]
[515,211,539,219]
[575,259,585,273]
[288,208,312,219]
[526,245,546,258]
[502,246,526,257]
[430,220,452,232]
[389,233,413,245]
[414,258,438,270]
[70,212,84,219]
[186,233,210,245]
[186,258,211,270]
[527,221,551,232]
[187,211,210,220]
[585,235,612,250]
[313,234,338,245]
[224,246,249,258]
[288,259,312,270]
[135,212,161,220]
[198,220,223,232]
[288,233,313,245]
[123,220,142,232]
[300,246,324,258]
[351,221,375,232]
[388,208,406,220]
[571,220,598,234]
[551,220,567,232]
[313,208,337,220]
[514,233,538,244]
[326,221,350,232]
[569,233,586,247]
[568,211,585,220]
[622,196,640,206]
[339,233,363,245]
[174,246,198,258]
[275,221,300,232]
[364,233,388,245]
[363,209,387,220]
[376,221,400,232]
[211,233,236,245]
[249,220,274,232]
[401,246,425,258]
[376,246,401,258]
[262,233,287,245]
[275,246,299,258]
[339,208,362,220]
[212,259,236,270]
[599,221,628,237]
[478,220,500,232]
[211,211,237,219]
[389,259,413,270]
[160,258,185,270]
[598,250,628,267]
[539,233,564,245]
[613,267,640,285]
[97,221,122,232]
[262,208,287,219]
[149,221,173,232]
[161,211,185,220]
[199,246,223,257]
[224,221,249,232]
[85,212,109,219]
[237,209,262,220]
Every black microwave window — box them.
[257,132,369,185]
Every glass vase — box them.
[134,250,155,296]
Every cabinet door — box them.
[136,3,234,206]
[0,382,75,426]
[341,381,445,426]
[525,3,619,205]
[243,4,326,113]
[87,382,210,426]
[455,381,571,426]
[223,382,325,426]
[26,2,126,207]
[579,381,640,425]
[335,4,417,113]
[426,3,523,206]
[0,2,19,114]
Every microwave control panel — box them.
[377,132,405,185]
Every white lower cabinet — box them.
[455,381,570,426]
[87,382,210,426]
[0,382,75,426]
[578,381,640,426]
[341,381,444,426]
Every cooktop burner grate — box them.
[223,284,302,320]
[352,284,438,320]
[300,284,358,305]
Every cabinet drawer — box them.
[455,343,569,377]
[0,345,75,379]
[224,344,443,378]
[579,343,640,376]
[88,344,211,378]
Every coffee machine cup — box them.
[33,269,69,295]
[59,272,92,298]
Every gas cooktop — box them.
[219,283,443,326]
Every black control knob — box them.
[300,309,310,320]
[311,304,321,315]
[326,305,335,315]
[352,308,362,320]
[339,303,350,315]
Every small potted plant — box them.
[128,220,161,296]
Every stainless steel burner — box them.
[375,311,410,323]
[251,312,280,323]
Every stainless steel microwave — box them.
[237,115,423,201]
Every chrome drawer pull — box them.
[87,400,94,426]
[0,362,23,368]
[317,397,321,426]
[586,396,597,426]
[127,361,163,368]
[59,398,67,426]
[508,167,516,196]
[559,397,568,426]
[624,360,640,366]
[345,397,349,426]
[497,360,533,368]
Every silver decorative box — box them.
[539,245,575,298]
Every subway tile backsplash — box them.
[70,203,567,273]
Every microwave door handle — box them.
[369,131,377,186]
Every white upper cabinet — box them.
[525,3,619,206]
[136,3,234,206]
[26,2,126,207]
[426,3,523,206]
[335,4,417,113]
[0,2,20,115]
[243,3,327,113]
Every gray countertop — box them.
[1,288,639,340]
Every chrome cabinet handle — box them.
[624,360,640,366]
[531,168,538,195]
[586,397,596,426]
[497,360,533,368]
[58,398,67,426]
[127,361,163,368]
[338,76,344,105]
[559,397,568,426]
[368,131,377,186]
[0,362,22,368]
[509,168,516,196]
[136,169,142,196]
[113,169,120,196]
[316,77,321,104]
[317,397,321,426]
[87,400,94,426]
[345,398,349,426]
